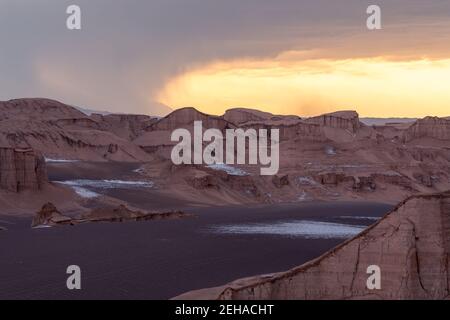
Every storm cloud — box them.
[1,0,449,115]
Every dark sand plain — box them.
[0,162,392,299]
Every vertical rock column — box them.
[0,148,17,192]
[0,148,47,192]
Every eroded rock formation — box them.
[0,148,47,192]
[31,203,192,227]
[0,98,86,120]
[175,192,450,300]
[0,98,152,162]
[91,113,157,140]
[2,99,450,206]
[31,203,72,227]
[404,117,450,142]
[305,111,362,133]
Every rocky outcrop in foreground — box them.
[31,203,72,227]
[0,148,47,193]
[175,191,450,300]
[31,203,192,227]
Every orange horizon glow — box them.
[157,53,450,118]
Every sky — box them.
[1,0,450,117]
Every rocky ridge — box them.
[31,202,193,228]
[2,98,450,206]
[175,191,450,300]
[0,98,152,162]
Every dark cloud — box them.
[1,0,449,115]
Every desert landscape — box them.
[0,97,449,299]
[2,97,450,212]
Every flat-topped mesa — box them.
[403,116,450,142]
[174,191,450,300]
[0,148,47,193]
[223,108,276,125]
[305,110,362,133]
[146,107,233,131]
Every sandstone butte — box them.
[175,191,450,300]
[0,147,47,193]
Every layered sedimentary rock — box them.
[137,106,450,204]
[0,148,47,192]
[278,122,326,142]
[305,111,362,133]
[135,107,236,155]
[175,192,450,300]
[90,113,157,140]
[0,98,151,162]
[0,98,86,120]
[2,98,450,207]
[403,117,450,142]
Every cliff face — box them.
[135,107,450,205]
[305,111,362,133]
[175,192,450,300]
[404,117,450,142]
[0,148,47,193]
[2,99,450,206]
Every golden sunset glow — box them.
[158,53,450,117]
